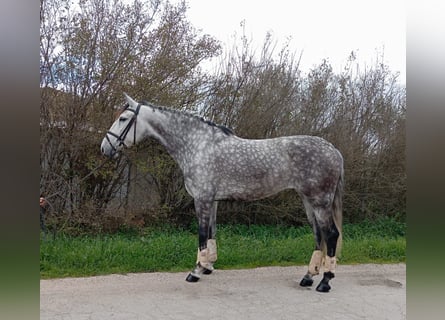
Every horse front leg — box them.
[186,199,215,282]
[203,201,218,274]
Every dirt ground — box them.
[40,263,405,320]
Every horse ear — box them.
[123,92,138,109]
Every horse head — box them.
[100,93,141,159]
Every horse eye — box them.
[119,117,127,122]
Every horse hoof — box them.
[203,268,213,275]
[299,276,314,287]
[316,282,331,292]
[186,273,200,282]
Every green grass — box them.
[40,217,405,279]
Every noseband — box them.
[105,103,141,154]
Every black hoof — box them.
[185,273,200,282]
[316,281,331,292]
[299,276,314,287]
[315,271,334,292]
[203,268,213,275]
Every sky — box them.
[175,0,406,83]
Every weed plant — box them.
[40,217,405,278]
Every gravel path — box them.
[40,263,406,320]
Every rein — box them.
[105,103,141,153]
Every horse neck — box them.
[138,106,206,167]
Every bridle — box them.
[104,103,141,154]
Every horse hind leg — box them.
[300,218,324,287]
[299,200,340,292]
[314,208,340,293]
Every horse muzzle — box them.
[100,137,120,159]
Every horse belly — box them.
[215,165,291,201]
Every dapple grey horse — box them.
[101,94,344,292]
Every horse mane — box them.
[198,117,234,136]
[139,100,234,136]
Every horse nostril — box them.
[101,147,105,154]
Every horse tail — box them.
[333,162,344,258]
